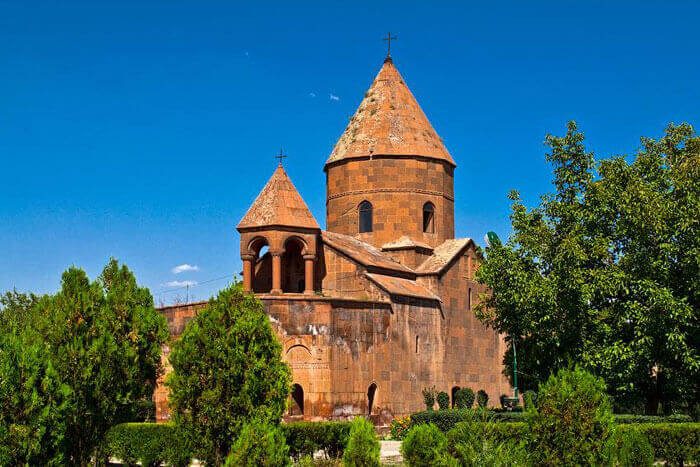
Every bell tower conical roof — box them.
[237,164,319,230]
[325,58,455,167]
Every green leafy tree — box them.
[527,367,615,465]
[476,121,700,414]
[0,260,168,465]
[167,284,291,465]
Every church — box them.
[154,51,509,424]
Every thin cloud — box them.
[309,92,316,98]
[171,263,199,274]
[329,93,340,101]
[163,280,198,288]
[244,51,250,57]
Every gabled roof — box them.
[237,164,319,230]
[321,231,413,274]
[415,238,473,275]
[365,273,440,302]
[326,58,455,167]
[381,236,434,252]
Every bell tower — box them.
[324,56,456,249]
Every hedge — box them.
[619,423,700,465]
[102,423,192,466]
[282,421,351,460]
[408,417,700,464]
[410,409,692,432]
[104,421,352,464]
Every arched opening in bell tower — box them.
[250,237,272,293]
[282,237,305,293]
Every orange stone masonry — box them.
[154,55,509,424]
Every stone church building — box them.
[154,54,509,423]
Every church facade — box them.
[154,55,509,424]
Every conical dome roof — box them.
[237,164,319,230]
[326,58,454,167]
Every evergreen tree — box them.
[167,284,291,465]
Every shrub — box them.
[102,422,192,467]
[476,390,489,408]
[282,421,350,460]
[454,388,475,409]
[342,417,380,467]
[447,415,529,466]
[522,390,537,409]
[410,409,525,432]
[606,427,654,467]
[622,423,700,465]
[437,392,450,410]
[614,414,692,424]
[422,386,437,411]
[527,367,615,466]
[225,417,290,467]
[401,423,452,467]
[389,416,411,440]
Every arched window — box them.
[367,383,377,415]
[290,383,304,416]
[423,202,435,233]
[359,200,373,233]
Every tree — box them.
[527,367,615,465]
[0,259,168,465]
[167,284,291,465]
[476,121,700,414]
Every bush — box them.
[527,367,615,466]
[342,417,379,467]
[454,388,475,409]
[422,386,437,411]
[614,414,692,424]
[225,417,290,467]
[102,422,192,467]
[401,423,453,467]
[437,392,450,410]
[476,390,489,408]
[522,390,537,409]
[622,423,700,465]
[282,421,350,460]
[410,409,525,432]
[446,415,529,466]
[389,416,411,440]
[606,427,654,467]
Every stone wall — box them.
[326,156,455,248]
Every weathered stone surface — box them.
[153,55,509,424]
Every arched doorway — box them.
[282,238,305,293]
[290,383,304,416]
[367,383,377,415]
[451,386,461,408]
[251,237,272,293]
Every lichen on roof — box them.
[326,59,454,167]
[415,238,472,275]
[237,164,319,230]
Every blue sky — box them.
[1,1,698,304]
